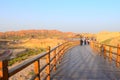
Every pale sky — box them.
[0,0,120,33]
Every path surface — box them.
[52,45,120,80]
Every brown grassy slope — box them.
[109,36,120,46]
[18,38,65,48]
[96,31,120,46]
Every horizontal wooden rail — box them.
[90,41,120,68]
[0,41,78,80]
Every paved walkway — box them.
[52,45,120,80]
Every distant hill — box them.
[1,30,119,46]
[0,30,76,40]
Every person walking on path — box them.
[80,38,83,46]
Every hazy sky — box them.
[0,0,120,33]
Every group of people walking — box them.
[80,37,90,46]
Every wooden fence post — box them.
[57,45,60,64]
[62,45,66,56]
[90,41,93,49]
[0,61,2,79]
[34,60,40,80]
[103,45,106,59]
[92,41,94,49]
[58,45,61,64]
[0,60,9,80]
[99,44,102,56]
[109,46,112,63]
[93,41,95,50]
[60,45,64,61]
[53,49,56,71]
[96,43,97,50]
[95,43,99,52]
[46,46,51,80]
[116,44,120,67]
[94,42,96,50]
[98,44,101,55]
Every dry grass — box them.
[14,38,65,48]
[110,37,120,46]
[96,31,120,46]
[96,31,120,42]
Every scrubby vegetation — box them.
[8,48,45,66]
[101,38,113,44]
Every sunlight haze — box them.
[0,0,120,32]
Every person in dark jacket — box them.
[80,38,83,46]
[84,38,86,45]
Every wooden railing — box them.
[0,41,78,80]
[90,41,120,68]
